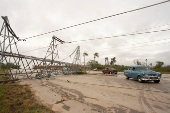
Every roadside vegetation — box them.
[86,55,170,73]
[153,66,170,74]
[0,63,18,81]
[86,55,128,72]
[0,84,54,113]
[0,69,7,74]
[90,64,128,72]
[87,60,128,72]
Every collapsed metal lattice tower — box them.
[0,16,22,82]
[0,16,84,83]
[72,46,82,73]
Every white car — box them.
[93,68,97,71]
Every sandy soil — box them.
[20,72,170,113]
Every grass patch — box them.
[0,69,9,81]
[0,69,4,74]
[0,76,10,81]
[0,84,54,113]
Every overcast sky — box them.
[0,0,170,66]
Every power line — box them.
[66,28,170,43]
[21,0,170,40]
[20,27,170,53]
[129,23,170,33]
[2,23,169,40]
[20,46,49,53]
[55,40,170,60]
[1,23,170,52]
[86,39,170,54]
[19,36,170,62]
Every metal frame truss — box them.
[0,16,83,83]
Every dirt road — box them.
[20,72,170,113]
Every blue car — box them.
[62,67,70,75]
[124,65,161,83]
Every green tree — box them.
[155,61,164,69]
[94,53,99,63]
[149,63,152,68]
[83,52,88,72]
[110,57,116,66]
[87,60,98,66]
[133,59,141,65]
[105,57,109,65]
[1,63,20,69]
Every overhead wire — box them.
[128,23,170,33]
[57,39,170,62]
[20,46,49,53]
[66,28,170,43]
[19,0,170,41]
[86,39,170,54]
[16,37,170,63]
[19,26,170,53]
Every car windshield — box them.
[136,67,150,70]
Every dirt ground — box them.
[20,71,170,113]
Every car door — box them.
[131,67,137,79]
[106,68,109,73]
[127,67,132,78]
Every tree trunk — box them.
[84,55,86,72]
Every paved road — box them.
[21,71,170,113]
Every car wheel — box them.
[103,72,105,74]
[115,72,117,74]
[126,75,129,79]
[138,76,143,83]
[154,80,160,83]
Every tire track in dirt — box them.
[56,79,170,94]
[44,81,106,112]
[149,90,170,111]
[138,90,144,112]
[54,79,170,106]
[43,80,143,113]
[138,87,156,113]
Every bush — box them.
[153,66,170,73]
[114,65,129,72]
[91,64,129,72]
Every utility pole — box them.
[84,53,85,72]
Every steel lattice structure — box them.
[0,16,82,83]
[72,46,82,73]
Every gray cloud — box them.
[0,0,170,66]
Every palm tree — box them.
[149,63,152,68]
[145,59,147,66]
[83,52,88,72]
[110,57,116,66]
[94,53,99,62]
